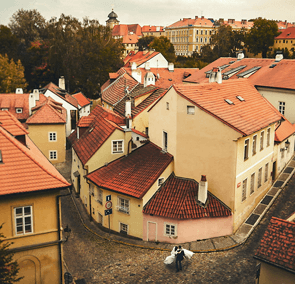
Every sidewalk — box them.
[56,151,295,253]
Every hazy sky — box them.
[1,0,295,27]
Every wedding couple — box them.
[164,245,194,272]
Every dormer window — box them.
[2,108,8,111]
[16,108,23,113]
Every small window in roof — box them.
[225,99,234,105]
[237,66,261,78]
[269,64,276,68]
[223,65,247,79]
[236,96,245,101]
[0,150,2,163]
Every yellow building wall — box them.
[134,92,152,107]
[273,38,295,51]
[0,190,62,284]
[256,261,295,284]
[28,124,66,164]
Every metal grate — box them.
[245,214,260,225]
[261,195,273,205]
[284,167,294,174]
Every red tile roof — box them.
[112,24,142,37]
[276,27,295,39]
[275,118,295,142]
[0,111,70,196]
[77,115,95,127]
[123,51,160,68]
[70,105,125,165]
[142,25,164,32]
[0,111,28,136]
[223,20,253,29]
[143,173,231,219]
[101,72,139,106]
[72,92,91,107]
[26,98,66,124]
[122,34,139,44]
[167,17,214,28]
[254,217,295,273]
[86,142,173,199]
[132,128,148,138]
[173,80,282,136]
[277,21,295,30]
[42,82,78,108]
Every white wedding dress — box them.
[164,247,194,264]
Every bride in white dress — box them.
[164,246,194,264]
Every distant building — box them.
[273,27,295,52]
[141,25,165,37]
[106,9,119,29]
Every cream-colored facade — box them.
[0,189,63,284]
[149,87,277,231]
[28,124,66,164]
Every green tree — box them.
[245,18,280,58]
[0,224,23,283]
[0,54,27,93]
[137,36,155,51]
[0,25,19,61]
[149,36,176,62]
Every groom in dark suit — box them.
[176,246,185,272]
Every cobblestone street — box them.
[60,173,295,284]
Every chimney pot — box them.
[198,175,208,205]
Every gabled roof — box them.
[142,25,164,32]
[275,118,295,142]
[26,98,66,124]
[101,72,139,106]
[112,24,142,37]
[123,51,160,68]
[0,111,28,136]
[122,33,139,44]
[72,92,91,108]
[143,173,231,219]
[276,27,295,39]
[0,111,70,196]
[254,217,295,273]
[41,82,78,108]
[173,80,283,136]
[167,17,214,28]
[223,19,253,29]
[277,21,295,30]
[86,142,173,199]
[70,105,125,165]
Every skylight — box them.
[223,65,247,79]
[225,99,234,105]
[236,96,245,101]
[237,66,261,78]
[205,64,230,78]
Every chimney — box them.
[237,52,244,60]
[131,62,137,71]
[143,49,148,55]
[33,89,39,101]
[144,72,155,87]
[145,62,150,71]
[209,67,222,84]
[195,16,198,19]
[201,16,204,19]
[168,62,174,72]
[132,69,142,83]
[15,88,23,94]
[29,93,36,115]
[59,76,65,90]
[125,98,132,130]
[275,51,283,62]
[198,175,208,205]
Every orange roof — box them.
[276,27,295,39]
[112,24,142,37]
[26,98,66,124]
[277,20,295,30]
[70,105,125,165]
[275,118,295,142]
[122,34,139,44]
[173,80,282,136]
[123,51,160,68]
[142,25,164,32]
[0,111,28,136]
[86,142,173,199]
[0,111,70,196]
[143,173,231,219]
[223,19,253,29]
[167,16,214,28]
[72,92,91,108]
[77,115,95,127]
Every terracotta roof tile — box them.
[86,142,173,198]
[112,24,142,37]
[0,111,28,136]
[223,20,253,29]
[142,25,164,32]
[143,173,231,219]
[122,34,139,44]
[0,112,70,196]
[123,51,160,68]
[275,118,295,142]
[71,105,125,165]
[276,27,295,39]
[72,92,91,107]
[254,217,295,273]
[167,17,214,28]
[173,80,282,136]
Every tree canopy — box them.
[245,18,280,58]
[149,36,176,63]
[137,36,155,51]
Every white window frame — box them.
[95,188,103,205]
[49,132,57,142]
[279,101,285,115]
[258,167,262,188]
[15,108,23,113]
[244,139,249,161]
[14,206,33,235]
[252,135,257,156]
[2,108,8,111]
[112,140,124,154]
[265,163,269,182]
[266,128,271,147]
[250,172,255,195]
[117,197,130,214]
[49,150,57,160]
[187,106,195,115]
[163,131,168,151]
[119,222,129,234]
[164,223,177,236]
[260,131,264,151]
[242,178,247,202]
[158,177,165,187]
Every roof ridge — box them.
[0,127,69,187]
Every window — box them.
[166,102,169,110]
[279,102,285,115]
[258,167,262,188]
[281,148,284,159]
[250,173,255,195]
[98,213,103,224]
[14,206,33,235]
[252,135,257,156]
[16,108,23,113]
[49,150,57,160]
[163,131,168,151]
[117,197,130,214]
[244,139,249,160]
[120,222,128,234]
[187,106,195,115]
[95,188,103,204]
[112,140,124,154]
[260,132,264,151]
[266,128,271,147]
[89,184,94,196]
[49,132,57,141]
[165,223,176,236]
[158,177,164,186]
[242,178,247,202]
[145,127,149,136]
[265,163,269,182]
